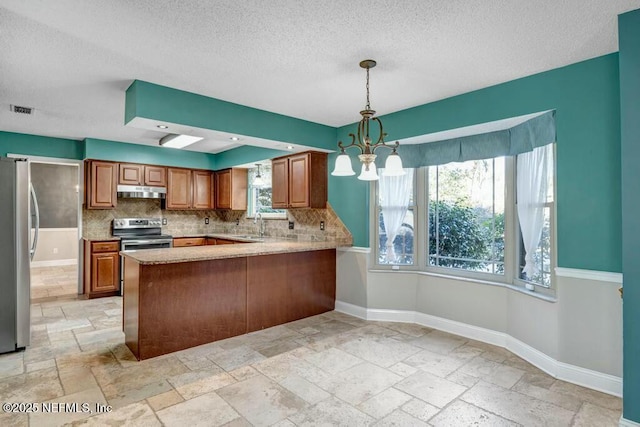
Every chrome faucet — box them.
[254,212,265,237]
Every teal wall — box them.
[0,131,83,160]
[215,145,289,170]
[336,54,622,270]
[125,80,337,152]
[84,138,217,170]
[619,9,640,423]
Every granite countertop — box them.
[121,238,345,265]
[82,235,120,242]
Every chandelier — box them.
[331,59,404,180]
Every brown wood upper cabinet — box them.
[119,163,167,187]
[86,160,117,209]
[271,151,327,209]
[166,168,214,210]
[215,168,248,210]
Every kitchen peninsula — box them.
[121,238,339,360]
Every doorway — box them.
[9,154,83,301]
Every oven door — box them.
[120,239,173,295]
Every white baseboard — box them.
[337,246,371,253]
[31,259,77,268]
[335,300,622,397]
[620,417,640,426]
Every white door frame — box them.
[8,153,84,295]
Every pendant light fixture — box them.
[331,59,404,180]
[252,164,265,187]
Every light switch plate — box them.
[205,217,209,225]
[320,221,325,231]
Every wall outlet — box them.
[162,218,167,225]
[320,221,325,231]
[288,221,294,230]
[205,217,209,225]
[53,248,58,254]
[236,219,240,226]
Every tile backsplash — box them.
[82,199,352,245]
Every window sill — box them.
[367,268,557,303]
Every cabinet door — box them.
[91,252,119,293]
[119,163,143,185]
[288,153,310,208]
[192,171,213,209]
[144,166,167,187]
[271,158,289,209]
[215,169,231,209]
[88,161,117,209]
[166,168,192,209]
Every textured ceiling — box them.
[0,0,638,153]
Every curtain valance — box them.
[375,110,556,168]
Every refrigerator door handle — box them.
[30,183,40,261]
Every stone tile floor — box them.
[0,296,622,426]
[30,265,79,301]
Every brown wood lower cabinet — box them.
[123,249,336,359]
[84,240,120,298]
[172,237,206,247]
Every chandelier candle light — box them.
[331,59,404,181]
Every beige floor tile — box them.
[73,401,161,426]
[429,399,518,426]
[207,345,266,371]
[0,367,64,402]
[175,371,237,400]
[573,401,621,426]
[512,379,583,412]
[550,381,623,411]
[254,351,331,384]
[338,336,422,368]
[373,408,428,426]
[461,380,576,425]
[316,362,402,405]
[388,361,419,377]
[0,356,24,379]
[58,366,100,395]
[288,396,374,426]
[457,356,525,389]
[167,366,225,388]
[157,392,239,426]
[409,330,468,354]
[400,398,440,422]
[217,374,307,426]
[146,389,184,411]
[26,358,56,373]
[0,412,28,427]
[229,365,261,381]
[395,370,466,408]
[279,374,331,404]
[404,348,469,378]
[29,386,107,427]
[357,387,413,419]
[107,379,173,409]
[378,321,433,338]
[303,347,363,375]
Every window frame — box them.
[246,165,287,220]
[371,146,556,293]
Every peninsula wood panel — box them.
[126,257,247,360]
[247,249,336,332]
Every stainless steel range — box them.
[113,218,173,250]
[113,218,173,293]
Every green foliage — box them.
[429,201,504,271]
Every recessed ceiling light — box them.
[157,125,168,129]
[159,134,203,149]
[286,145,294,150]
[230,136,240,141]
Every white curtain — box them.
[516,144,552,278]
[379,169,414,263]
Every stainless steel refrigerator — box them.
[0,157,38,353]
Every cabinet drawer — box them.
[173,237,206,247]
[91,241,120,253]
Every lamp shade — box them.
[252,175,265,187]
[331,153,356,176]
[382,152,405,176]
[358,162,379,181]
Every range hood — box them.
[117,185,166,199]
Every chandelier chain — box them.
[365,67,370,110]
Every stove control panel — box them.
[113,218,163,230]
